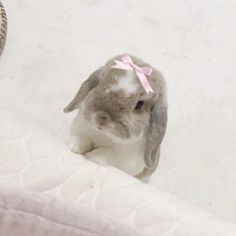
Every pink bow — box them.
[111,55,154,94]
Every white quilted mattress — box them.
[0,0,235,235]
[0,109,235,235]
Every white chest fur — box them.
[70,112,146,176]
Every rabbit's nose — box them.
[95,110,111,127]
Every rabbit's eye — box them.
[135,101,144,109]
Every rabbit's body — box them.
[65,54,167,178]
[70,110,146,176]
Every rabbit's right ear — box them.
[64,69,101,113]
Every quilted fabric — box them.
[0,109,236,235]
[0,0,236,234]
[0,0,235,222]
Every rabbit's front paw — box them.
[68,135,92,154]
[85,148,113,166]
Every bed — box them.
[0,1,235,235]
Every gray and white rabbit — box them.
[64,54,167,179]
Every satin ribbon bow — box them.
[111,55,154,94]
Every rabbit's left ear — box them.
[144,102,167,175]
[64,69,101,113]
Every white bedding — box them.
[0,109,235,235]
[0,0,236,234]
[1,0,236,222]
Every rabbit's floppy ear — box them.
[144,104,167,173]
[64,69,101,113]
[143,70,168,175]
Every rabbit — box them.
[64,54,167,179]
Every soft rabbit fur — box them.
[64,54,167,179]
